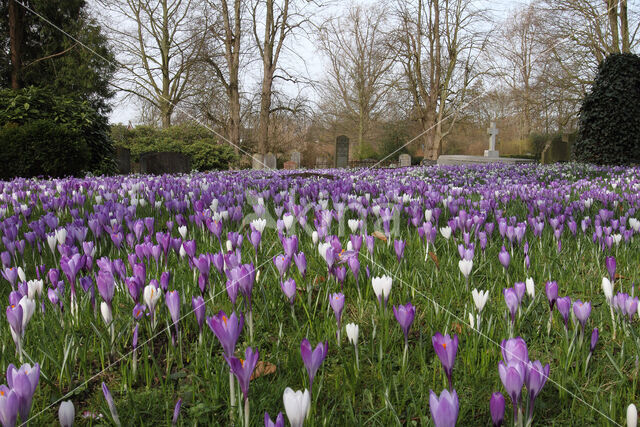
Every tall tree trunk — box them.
[8,0,24,90]
[160,0,172,128]
[258,70,272,155]
[257,0,275,156]
[225,0,242,154]
[606,0,620,53]
[620,0,630,53]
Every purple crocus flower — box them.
[432,333,458,390]
[191,296,206,334]
[172,398,182,426]
[300,339,328,394]
[225,347,259,401]
[293,252,307,279]
[573,300,591,329]
[6,304,23,337]
[281,278,297,304]
[503,288,519,326]
[513,282,525,304]
[501,337,529,365]
[490,392,505,427]
[590,328,599,353]
[498,246,510,271]
[166,290,180,345]
[101,382,120,426]
[273,254,290,278]
[6,363,40,422]
[393,302,415,344]
[207,311,244,358]
[498,361,525,423]
[329,293,345,334]
[429,389,459,427]
[525,360,549,421]
[226,278,239,305]
[132,323,139,349]
[556,296,571,329]
[394,240,406,262]
[265,411,285,427]
[0,384,19,427]
[545,281,558,312]
[605,256,616,282]
[97,270,115,308]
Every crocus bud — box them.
[283,388,310,427]
[102,382,121,427]
[490,392,505,426]
[346,323,359,346]
[590,328,599,353]
[100,302,112,326]
[628,403,637,427]
[58,400,75,427]
[172,398,182,426]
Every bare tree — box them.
[250,0,319,155]
[317,3,397,158]
[195,0,244,152]
[98,0,205,127]
[393,0,488,160]
[493,5,548,137]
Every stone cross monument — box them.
[485,122,499,158]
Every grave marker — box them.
[335,135,349,168]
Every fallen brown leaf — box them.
[372,231,387,242]
[251,361,276,380]
[429,251,440,269]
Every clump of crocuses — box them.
[498,337,549,425]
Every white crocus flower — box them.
[283,388,311,427]
[251,218,266,233]
[602,277,613,304]
[471,289,489,313]
[371,275,392,305]
[17,267,26,283]
[283,214,294,231]
[27,279,43,300]
[19,296,35,333]
[525,277,535,299]
[458,259,473,278]
[628,404,637,427]
[348,219,360,234]
[346,323,359,346]
[440,226,452,240]
[178,225,187,239]
[100,301,113,326]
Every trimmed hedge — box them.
[112,123,237,171]
[0,120,90,179]
[0,87,115,177]
[575,53,640,165]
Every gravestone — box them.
[139,152,191,174]
[116,147,131,175]
[283,161,297,170]
[335,135,350,168]
[290,150,301,168]
[399,153,411,167]
[316,157,329,169]
[484,122,499,158]
[252,154,264,170]
[541,134,573,164]
[264,152,277,170]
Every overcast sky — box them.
[106,0,521,125]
